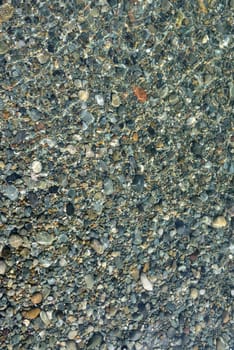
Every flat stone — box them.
[3,185,19,201]
[35,232,55,246]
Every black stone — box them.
[6,172,22,183]
[132,175,144,193]
[66,202,75,216]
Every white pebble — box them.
[95,94,104,106]
[140,273,153,291]
[32,160,42,174]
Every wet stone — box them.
[66,202,75,216]
[132,175,144,193]
[87,332,103,350]
[103,177,114,195]
[2,185,19,201]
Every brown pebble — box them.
[23,308,41,320]
[31,292,43,305]
[132,132,139,142]
[132,86,148,103]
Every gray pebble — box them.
[87,332,103,349]
[3,185,19,201]
[103,177,114,195]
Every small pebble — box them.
[35,232,55,246]
[65,341,77,350]
[111,93,121,107]
[4,185,19,201]
[222,311,230,324]
[103,177,114,195]
[68,330,77,340]
[32,160,42,174]
[140,273,153,291]
[212,216,227,228]
[78,90,89,102]
[40,310,50,326]
[0,3,14,23]
[0,260,6,275]
[216,338,226,350]
[31,292,43,305]
[90,239,104,255]
[85,274,95,289]
[190,288,198,300]
[95,94,104,106]
[23,308,41,320]
[9,234,23,249]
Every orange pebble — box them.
[133,86,147,103]
[132,132,138,142]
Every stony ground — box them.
[0,1,233,349]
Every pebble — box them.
[216,338,226,350]
[103,177,114,195]
[132,174,145,192]
[222,311,230,324]
[85,274,95,289]
[90,239,104,255]
[95,94,104,106]
[111,93,121,107]
[87,333,103,349]
[40,310,50,326]
[37,53,50,64]
[68,330,78,340]
[65,341,77,350]
[35,232,55,246]
[0,260,6,275]
[32,160,42,174]
[3,185,19,201]
[190,288,199,300]
[0,3,14,23]
[140,273,153,291]
[31,292,43,305]
[78,90,89,102]
[80,110,94,126]
[9,234,23,249]
[212,216,227,228]
[23,308,41,320]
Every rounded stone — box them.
[78,90,89,101]
[32,160,42,174]
[68,330,78,340]
[190,288,198,300]
[31,292,43,305]
[111,94,121,107]
[212,216,227,228]
[23,308,41,320]
[9,234,23,249]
